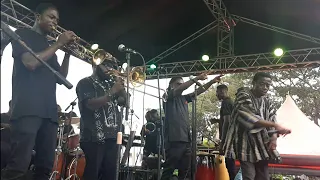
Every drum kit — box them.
[49,116,85,180]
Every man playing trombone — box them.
[1,3,76,180]
[161,74,222,180]
[76,59,125,180]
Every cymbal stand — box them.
[49,120,65,180]
[65,146,81,180]
[65,102,80,180]
[61,101,77,179]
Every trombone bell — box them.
[129,67,146,87]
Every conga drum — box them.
[196,152,215,180]
[214,155,229,180]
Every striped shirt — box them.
[223,87,280,163]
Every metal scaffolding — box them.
[203,0,236,56]
[1,0,93,62]
[146,47,320,79]
[146,0,320,70]
[2,0,320,80]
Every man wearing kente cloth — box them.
[223,72,291,180]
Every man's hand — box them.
[212,74,224,83]
[110,78,125,95]
[196,73,208,81]
[275,124,291,136]
[268,135,277,150]
[57,31,77,46]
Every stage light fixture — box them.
[202,55,209,61]
[274,48,284,57]
[91,44,99,50]
[150,64,157,69]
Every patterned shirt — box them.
[76,76,120,143]
[223,87,279,163]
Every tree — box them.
[190,67,320,140]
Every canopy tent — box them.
[276,95,320,155]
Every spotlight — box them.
[91,44,99,50]
[150,64,157,69]
[202,55,209,61]
[274,48,284,57]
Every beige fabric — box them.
[276,95,320,155]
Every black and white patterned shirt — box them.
[223,87,279,163]
[76,76,120,143]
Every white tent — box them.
[276,95,320,155]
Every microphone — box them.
[118,44,138,54]
[189,75,205,90]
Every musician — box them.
[223,72,291,180]
[215,84,236,180]
[1,3,76,180]
[76,60,124,180]
[161,75,222,180]
[140,109,160,168]
[1,100,12,169]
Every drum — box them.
[66,155,86,180]
[67,134,80,151]
[52,153,65,180]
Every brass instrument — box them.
[52,27,117,65]
[145,122,156,133]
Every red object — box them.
[235,154,320,172]
[196,165,215,180]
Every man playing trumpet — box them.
[76,59,125,180]
[1,3,76,180]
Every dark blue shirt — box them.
[11,28,61,122]
[163,90,193,142]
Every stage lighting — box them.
[91,44,99,50]
[202,55,209,61]
[274,48,284,57]
[150,64,157,69]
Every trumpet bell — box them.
[129,67,146,87]
[93,49,109,65]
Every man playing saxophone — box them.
[76,59,125,180]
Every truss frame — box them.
[203,0,236,56]
[1,0,94,61]
[145,47,320,79]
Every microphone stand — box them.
[191,84,198,180]
[115,52,131,180]
[156,67,165,180]
[0,21,73,89]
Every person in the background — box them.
[1,100,12,169]
[140,109,160,168]
[215,84,236,180]
[223,72,291,180]
[161,74,222,180]
[1,3,75,179]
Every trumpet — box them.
[52,27,117,65]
